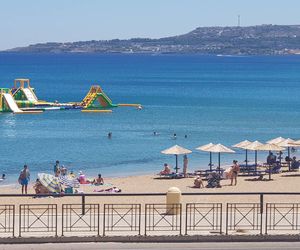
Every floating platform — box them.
[81,109,112,113]
[118,103,141,107]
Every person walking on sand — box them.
[18,165,30,194]
[183,154,188,177]
[230,160,240,186]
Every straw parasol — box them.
[38,173,61,193]
[255,144,285,180]
[242,140,264,170]
[266,137,285,145]
[161,145,192,173]
[232,140,252,167]
[196,143,215,170]
[206,144,235,173]
[59,175,79,188]
[276,138,296,170]
[255,143,285,152]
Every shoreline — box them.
[0,171,299,195]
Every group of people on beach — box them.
[160,158,240,189]
[193,160,240,189]
[17,161,107,194]
[160,155,189,177]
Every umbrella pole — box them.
[255,150,258,172]
[209,152,212,171]
[175,154,178,174]
[218,152,221,175]
[246,149,248,167]
[288,147,291,171]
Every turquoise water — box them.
[1,53,300,184]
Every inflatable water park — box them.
[0,79,141,114]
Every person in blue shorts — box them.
[18,165,30,194]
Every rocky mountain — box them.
[6,25,300,55]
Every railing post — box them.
[81,194,85,215]
[144,205,147,236]
[19,205,21,237]
[103,204,106,236]
[185,204,188,235]
[138,204,141,236]
[225,203,228,235]
[260,193,264,235]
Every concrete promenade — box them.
[1,242,300,250]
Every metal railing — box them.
[104,204,141,236]
[226,203,261,235]
[145,204,182,235]
[0,192,299,238]
[266,203,300,234]
[19,204,57,237]
[62,203,99,236]
[185,203,222,235]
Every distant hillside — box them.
[6,25,300,55]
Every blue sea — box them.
[1,53,300,185]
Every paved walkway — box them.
[1,242,300,250]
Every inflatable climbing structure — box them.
[11,79,39,108]
[81,85,118,110]
[0,88,41,114]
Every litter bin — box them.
[166,187,181,215]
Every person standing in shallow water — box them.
[18,165,30,194]
[54,160,60,175]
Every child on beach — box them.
[18,165,30,194]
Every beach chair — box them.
[265,164,282,174]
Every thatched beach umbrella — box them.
[276,138,296,171]
[196,143,215,170]
[255,144,285,180]
[242,140,264,170]
[206,144,235,173]
[266,137,285,145]
[161,145,192,174]
[232,140,252,167]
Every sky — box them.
[0,0,300,50]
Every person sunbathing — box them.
[33,179,50,194]
[160,163,171,175]
[94,187,121,193]
[78,171,91,184]
[92,174,104,185]
[194,176,204,188]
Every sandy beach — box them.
[0,171,299,207]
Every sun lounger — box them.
[158,172,184,179]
